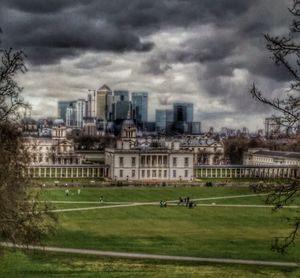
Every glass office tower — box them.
[131,92,148,127]
[173,102,193,123]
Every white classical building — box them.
[24,126,82,166]
[105,119,194,181]
[243,148,300,167]
[179,136,225,165]
[24,126,107,178]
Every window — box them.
[152,170,156,178]
[147,170,150,178]
[141,170,145,178]
[185,170,188,178]
[131,157,136,167]
[164,170,167,178]
[173,157,177,167]
[158,170,162,178]
[173,170,176,178]
[119,157,124,167]
[132,170,135,178]
[120,169,123,178]
[184,157,189,167]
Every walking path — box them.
[50,202,150,213]
[50,202,300,213]
[45,193,268,205]
[46,193,300,213]
[1,242,299,267]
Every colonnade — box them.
[195,166,298,179]
[140,155,169,167]
[28,166,107,178]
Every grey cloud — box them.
[75,57,112,70]
[0,0,259,65]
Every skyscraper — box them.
[173,102,194,134]
[58,101,76,123]
[155,109,173,132]
[66,106,76,127]
[114,90,129,102]
[173,102,193,123]
[131,92,148,127]
[115,101,131,121]
[96,84,111,121]
[76,99,86,127]
[86,91,96,118]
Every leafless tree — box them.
[0,42,56,252]
[250,0,300,253]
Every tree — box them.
[224,136,266,164]
[0,45,56,250]
[250,0,300,253]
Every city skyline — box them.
[0,0,293,131]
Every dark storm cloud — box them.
[0,0,259,65]
[2,0,92,14]
[0,0,295,128]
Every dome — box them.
[122,119,135,129]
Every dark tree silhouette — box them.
[250,0,300,253]
[0,43,56,251]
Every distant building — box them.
[83,123,97,136]
[132,92,148,127]
[243,148,300,167]
[190,122,201,135]
[86,92,96,118]
[180,136,225,165]
[76,99,86,127]
[105,119,194,181]
[115,101,131,121]
[114,90,129,102]
[173,102,193,123]
[173,102,193,134]
[66,106,76,127]
[155,109,173,132]
[96,84,112,120]
[24,126,82,166]
[58,101,76,123]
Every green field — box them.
[1,250,299,278]
[2,185,300,277]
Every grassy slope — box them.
[34,187,300,262]
[1,250,299,278]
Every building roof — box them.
[252,150,300,160]
[98,84,111,91]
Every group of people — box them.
[64,188,81,196]
[160,200,167,207]
[178,196,196,208]
[64,188,105,204]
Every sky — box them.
[0,0,294,131]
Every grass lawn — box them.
[0,250,299,278]
[34,187,300,262]
[3,186,300,277]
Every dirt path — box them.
[1,242,299,267]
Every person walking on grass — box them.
[99,195,103,203]
[77,188,81,195]
[65,189,69,197]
